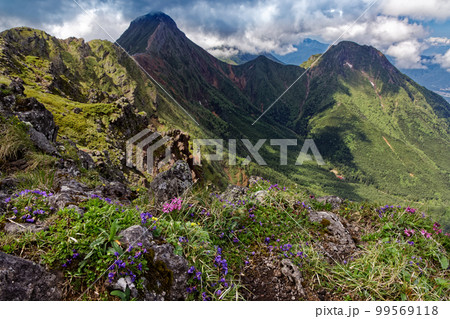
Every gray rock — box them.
[151,243,188,301]
[93,181,132,202]
[77,149,95,170]
[221,185,248,203]
[111,277,138,299]
[49,178,89,210]
[13,97,58,142]
[149,160,193,204]
[118,225,153,250]
[281,259,305,296]
[8,78,25,95]
[0,252,62,300]
[316,196,344,209]
[4,222,48,235]
[0,176,19,192]
[254,190,268,202]
[117,225,188,301]
[28,127,59,156]
[309,211,356,261]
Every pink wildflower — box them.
[404,229,415,237]
[406,206,416,214]
[420,229,432,239]
[162,197,183,213]
[433,222,443,234]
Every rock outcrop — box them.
[149,160,193,204]
[117,225,189,301]
[0,252,62,300]
[309,211,356,261]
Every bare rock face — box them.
[116,225,188,301]
[149,160,193,204]
[13,97,58,143]
[309,211,356,261]
[0,252,62,300]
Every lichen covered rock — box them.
[0,252,62,300]
[149,160,193,204]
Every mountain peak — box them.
[132,11,177,28]
[116,11,180,55]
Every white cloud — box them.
[45,5,128,41]
[321,16,427,49]
[433,49,450,71]
[386,40,427,69]
[426,37,450,46]
[207,47,240,58]
[381,0,450,20]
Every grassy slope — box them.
[0,178,448,300]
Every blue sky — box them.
[0,0,449,70]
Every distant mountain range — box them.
[1,11,449,207]
[212,37,450,103]
[117,12,450,204]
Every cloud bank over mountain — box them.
[0,0,449,70]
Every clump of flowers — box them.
[140,212,158,228]
[162,197,183,213]
[62,249,79,268]
[4,189,54,223]
[433,223,443,235]
[107,244,148,283]
[406,206,416,214]
[420,229,432,239]
[268,184,280,191]
[186,265,203,297]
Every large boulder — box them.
[12,97,58,143]
[28,127,59,156]
[149,160,193,204]
[0,252,62,300]
[118,225,153,250]
[309,211,356,261]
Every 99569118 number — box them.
[375,306,438,316]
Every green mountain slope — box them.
[1,13,449,222]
